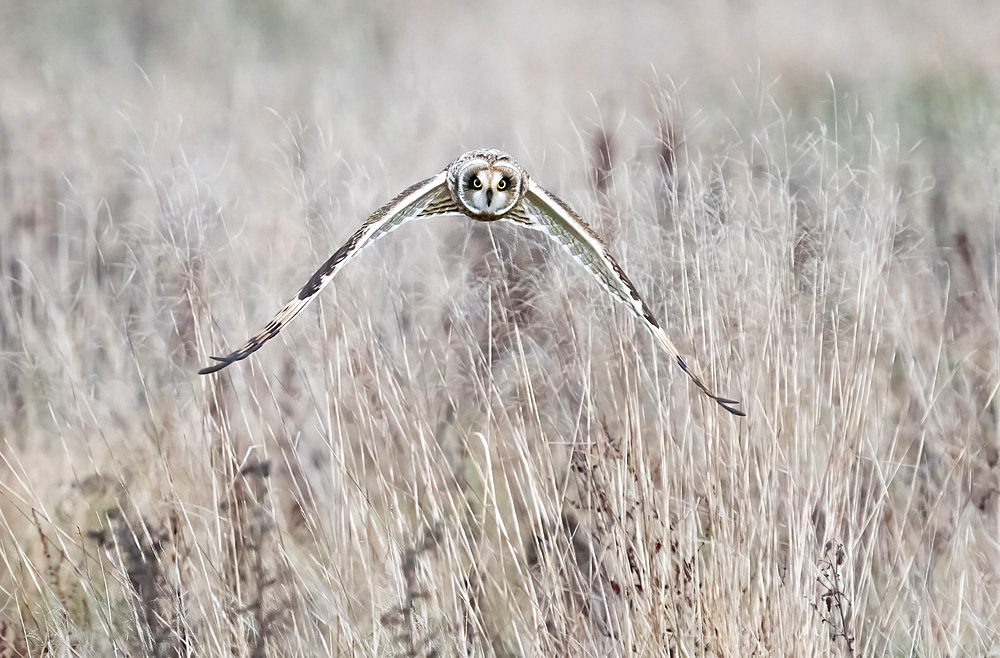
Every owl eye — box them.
[497,178,508,191]
[471,177,482,189]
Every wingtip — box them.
[198,357,232,375]
[715,397,746,417]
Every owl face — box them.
[448,149,526,219]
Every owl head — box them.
[447,149,526,218]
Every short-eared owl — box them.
[200,149,744,416]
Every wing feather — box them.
[516,180,744,416]
[200,171,454,375]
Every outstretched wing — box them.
[515,180,744,416]
[200,171,455,375]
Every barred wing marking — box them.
[199,171,453,375]
[517,180,744,416]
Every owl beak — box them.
[485,188,494,206]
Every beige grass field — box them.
[1,1,999,655]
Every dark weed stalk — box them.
[380,523,444,658]
[812,540,855,657]
[90,510,188,658]
[0,618,30,658]
[220,459,289,658]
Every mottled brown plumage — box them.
[199,149,743,416]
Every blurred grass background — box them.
[0,0,998,655]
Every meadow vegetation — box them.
[1,1,998,655]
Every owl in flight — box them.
[200,149,744,416]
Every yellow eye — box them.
[497,178,507,191]
[471,177,482,189]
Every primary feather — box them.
[199,171,453,374]
[199,149,744,417]
[516,181,744,416]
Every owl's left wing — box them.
[515,180,744,416]
[199,171,455,375]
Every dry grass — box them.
[1,1,999,656]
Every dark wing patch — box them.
[298,229,364,301]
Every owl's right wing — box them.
[515,180,744,416]
[199,171,457,375]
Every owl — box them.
[200,149,744,416]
